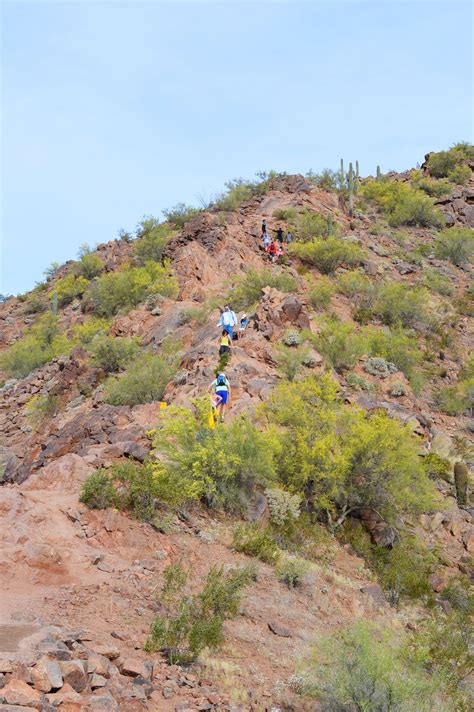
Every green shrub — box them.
[22,287,48,314]
[336,269,377,321]
[372,536,436,603]
[162,202,200,227]
[145,563,254,664]
[361,179,444,227]
[290,237,365,274]
[276,555,310,588]
[410,170,452,197]
[308,276,335,310]
[24,393,58,428]
[274,344,311,381]
[262,376,436,533]
[80,469,121,509]
[422,268,454,296]
[73,317,111,345]
[233,523,280,564]
[73,252,104,280]
[88,335,140,373]
[311,318,366,372]
[447,162,471,185]
[85,261,178,316]
[364,325,423,386]
[422,453,452,481]
[292,208,331,241]
[0,313,72,378]
[149,406,279,510]
[133,217,174,264]
[53,273,89,306]
[434,227,474,265]
[305,168,339,191]
[374,282,431,329]
[265,487,301,528]
[299,621,449,710]
[104,351,176,405]
[436,380,473,416]
[230,267,297,309]
[427,143,474,178]
[272,207,298,221]
[213,173,277,212]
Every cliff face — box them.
[0,163,472,709]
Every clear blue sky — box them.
[1,0,472,295]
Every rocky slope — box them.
[0,162,473,710]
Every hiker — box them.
[208,392,223,428]
[219,329,231,356]
[286,230,293,244]
[239,313,249,337]
[209,372,231,422]
[275,227,284,244]
[262,232,270,250]
[261,219,267,236]
[217,305,237,338]
[276,244,284,260]
[266,240,278,263]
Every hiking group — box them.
[261,219,292,263]
[208,217,288,425]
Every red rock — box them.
[0,678,42,709]
[59,660,88,692]
[30,656,63,692]
[119,658,152,679]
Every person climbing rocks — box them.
[275,227,284,244]
[286,230,293,244]
[266,240,278,262]
[261,219,267,236]
[218,305,237,338]
[209,372,231,422]
[219,329,231,356]
[208,392,223,428]
[262,232,270,251]
[239,312,249,337]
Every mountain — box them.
[0,146,473,711]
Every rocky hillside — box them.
[0,147,473,711]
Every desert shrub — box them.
[261,375,436,533]
[292,208,330,241]
[427,143,474,178]
[162,202,200,227]
[149,405,279,510]
[104,351,177,405]
[0,313,72,378]
[434,227,474,266]
[80,469,121,510]
[214,173,277,212]
[436,379,473,416]
[306,168,339,192]
[299,621,449,711]
[336,269,377,321]
[80,461,159,521]
[308,276,335,310]
[24,393,58,428]
[311,318,366,372]
[374,282,431,329]
[364,325,423,385]
[346,372,374,392]
[85,261,178,316]
[372,536,436,603]
[230,267,297,309]
[145,563,254,664]
[53,274,89,306]
[133,217,174,264]
[73,252,104,280]
[290,237,365,274]
[422,268,454,296]
[274,343,312,381]
[276,555,310,588]
[447,162,471,185]
[422,453,452,481]
[361,179,444,228]
[265,487,301,528]
[44,261,60,279]
[460,356,474,380]
[88,335,140,373]
[73,317,110,345]
[272,207,298,221]
[410,170,452,197]
[233,523,280,564]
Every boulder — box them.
[119,658,153,679]
[267,621,292,638]
[0,679,42,709]
[59,660,88,692]
[30,656,63,692]
[360,584,387,607]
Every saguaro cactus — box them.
[339,158,345,191]
[326,214,333,236]
[354,160,360,194]
[376,165,381,181]
[51,291,58,316]
[348,162,354,218]
[454,461,469,506]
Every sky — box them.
[1,0,473,295]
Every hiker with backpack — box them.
[274,227,284,244]
[217,305,238,338]
[209,372,231,422]
[239,312,249,338]
[266,240,278,263]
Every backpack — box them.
[217,373,226,386]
